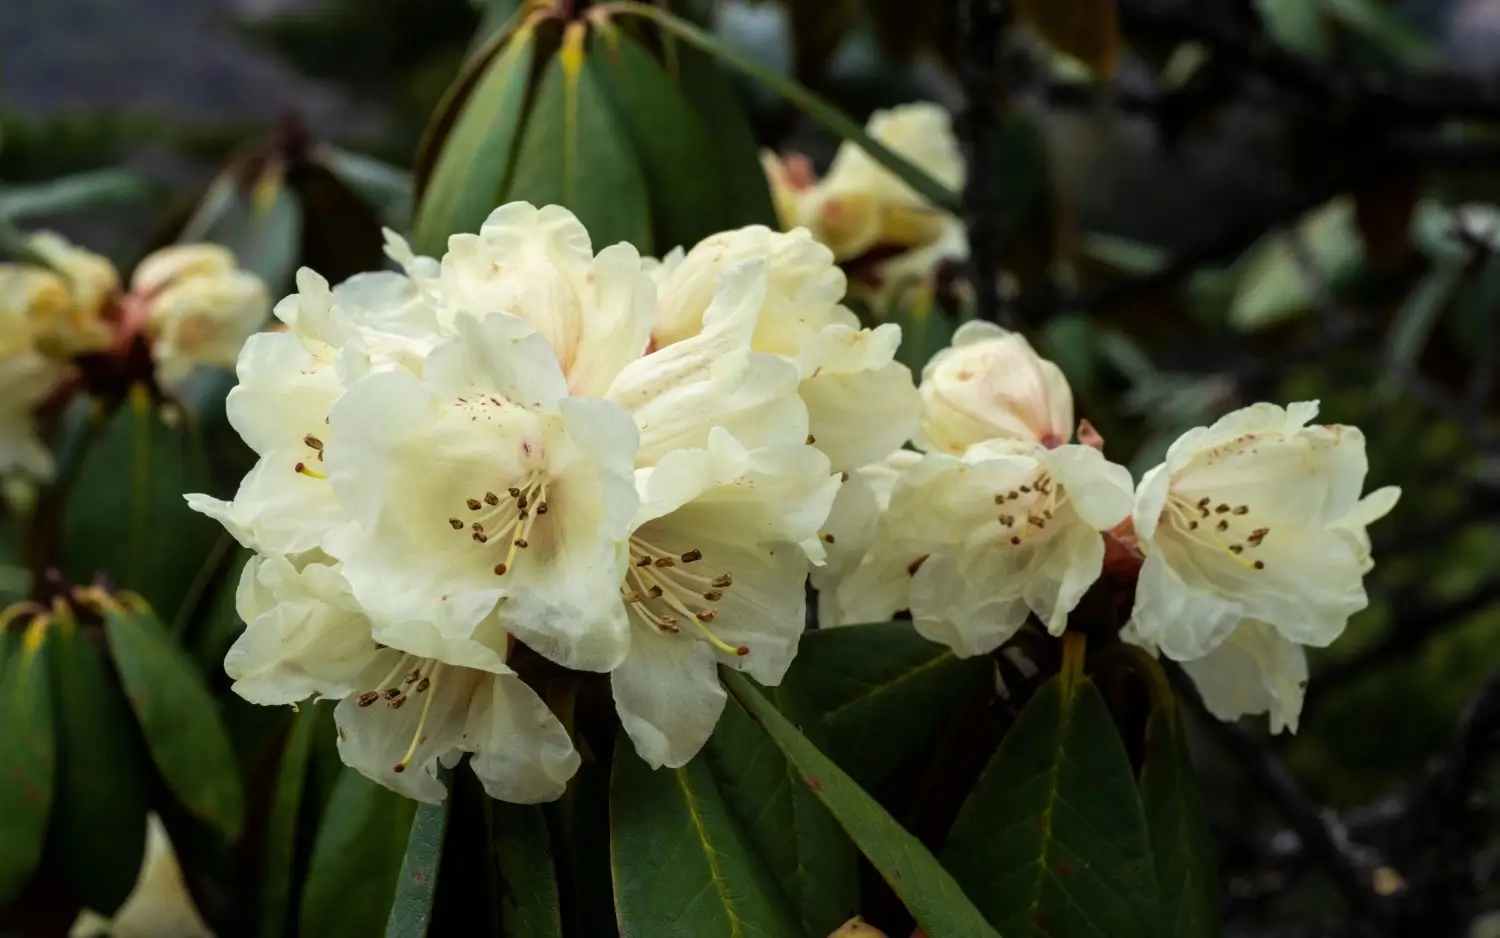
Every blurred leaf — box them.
[292,156,388,285]
[260,705,325,938]
[675,42,779,230]
[611,735,802,937]
[1322,0,1438,66]
[591,29,727,251]
[179,164,304,295]
[49,616,149,916]
[1255,0,1332,58]
[1229,197,1361,332]
[0,217,52,269]
[1383,261,1464,379]
[386,783,452,938]
[302,768,420,938]
[491,801,561,938]
[707,689,860,937]
[105,608,244,841]
[318,145,414,230]
[62,389,223,624]
[887,293,956,375]
[787,621,989,787]
[723,670,1000,938]
[0,621,55,907]
[506,27,652,252]
[1080,231,1168,275]
[189,546,253,674]
[0,168,155,221]
[1041,314,1100,394]
[615,2,961,214]
[943,643,1158,937]
[413,25,536,255]
[1015,0,1121,77]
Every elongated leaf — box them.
[722,671,999,938]
[788,622,989,786]
[260,705,324,938]
[0,620,55,906]
[707,690,859,937]
[1385,261,1463,372]
[674,44,777,230]
[0,168,154,220]
[611,739,802,937]
[318,145,414,230]
[591,29,726,250]
[943,645,1157,937]
[301,769,420,938]
[412,25,537,255]
[1142,700,1221,937]
[61,388,223,624]
[49,617,149,915]
[506,28,652,252]
[493,802,562,938]
[611,3,960,214]
[386,788,453,938]
[104,608,244,841]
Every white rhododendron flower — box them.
[0,350,64,479]
[916,320,1074,453]
[812,448,922,627]
[24,231,118,357]
[842,439,1133,656]
[1129,401,1398,661]
[650,225,919,471]
[132,244,271,389]
[229,554,578,802]
[69,814,215,938]
[1178,619,1310,734]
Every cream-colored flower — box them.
[650,226,919,471]
[69,814,214,938]
[134,244,270,389]
[1180,620,1309,733]
[916,320,1074,453]
[13,232,117,356]
[0,350,64,479]
[840,439,1133,655]
[1129,401,1397,661]
[229,554,578,803]
[812,448,922,627]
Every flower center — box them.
[354,653,445,775]
[621,536,746,657]
[1164,495,1270,571]
[294,432,327,479]
[993,469,1064,546]
[444,472,549,577]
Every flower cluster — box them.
[821,322,1399,735]
[189,203,917,802]
[762,103,968,309]
[0,234,269,479]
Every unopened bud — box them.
[827,916,887,938]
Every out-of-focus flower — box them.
[916,320,1074,454]
[69,814,215,938]
[1129,401,1398,662]
[24,232,117,357]
[128,245,270,390]
[841,439,1134,656]
[0,350,65,479]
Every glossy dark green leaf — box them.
[707,690,859,937]
[104,608,244,841]
[674,45,777,230]
[611,739,802,938]
[0,621,54,906]
[49,617,149,915]
[722,671,999,938]
[61,389,223,624]
[591,29,726,251]
[547,742,616,938]
[412,25,536,255]
[505,34,652,252]
[385,785,453,938]
[188,545,253,674]
[260,704,325,938]
[492,801,561,938]
[943,658,1158,937]
[787,622,989,786]
[301,769,419,938]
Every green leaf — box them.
[505,32,653,252]
[722,670,999,938]
[1139,683,1222,937]
[104,607,244,841]
[492,801,562,938]
[612,2,960,215]
[0,621,55,906]
[318,145,415,230]
[1322,0,1439,66]
[301,769,419,938]
[707,690,859,937]
[674,43,778,230]
[0,168,155,220]
[787,622,989,786]
[61,389,223,624]
[49,616,149,915]
[942,649,1157,937]
[610,737,803,938]
[386,783,453,938]
[179,164,304,295]
[1384,262,1463,376]
[590,29,727,251]
[1229,197,1362,332]
[412,25,537,255]
[1255,0,1331,58]
[260,704,325,938]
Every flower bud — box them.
[134,244,270,390]
[828,917,887,938]
[916,321,1074,454]
[17,232,118,357]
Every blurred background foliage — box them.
[5,0,1500,935]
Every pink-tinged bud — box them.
[827,917,888,938]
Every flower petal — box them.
[611,625,725,769]
[466,674,580,803]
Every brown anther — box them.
[1198,497,1211,508]
[472,522,484,532]
[484,492,500,506]
[840,471,850,481]
[467,498,482,510]
[416,678,430,693]
[906,556,927,575]
[494,563,508,575]
[648,585,663,598]
[655,557,676,568]
[1189,520,1199,530]
[405,670,420,684]
[821,533,836,544]
[1216,520,1229,532]
[536,502,548,515]
[636,556,653,567]
[383,688,401,701]
[1233,505,1249,515]
[448,518,463,530]
[388,696,407,709]
[805,434,816,445]
[732,645,751,658]
[1215,504,1231,514]
[514,538,529,549]
[517,495,529,511]
[695,609,717,623]
[1229,545,1244,554]
[294,461,307,474]
[999,514,1014,526]
[473,532,489,543]
[711,574,733,588]
[995,494,1005,505]
[357,692,379,707]
[1020,485,1032,494]
[519,508,529,519]
[1199,507,1210,518]
[303,434,323,450]
[393,764,407,774]
[1044,509,1053,520]
[508,487,522,498]
[1028,515,1045,527]
[1253,560,1265,570]
[703,590,723,602]
[680,549,703,563]
[659,617,679,633]
[1010,535,1022,545]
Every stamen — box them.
[654,557,675,568]
[1233,505,1249,515]
[703,590,723,601]
[484,492,499,506]
[448,518,463,530]
[303,434,324,450]
[473,532,488,543]
[494,563,507,576]
[680,549,702,563]
[508,487,521,498]
[467,498,482,510]
[415,677,430,693]
[712,574,733,588]
[393,663,443,774]
[805,434,816,445]
[636,556,653,567]
[294,462,327,479]
[820,533,836,544]
[536,502,548,515]
[514,538,528,548]
[357,692,379,707]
